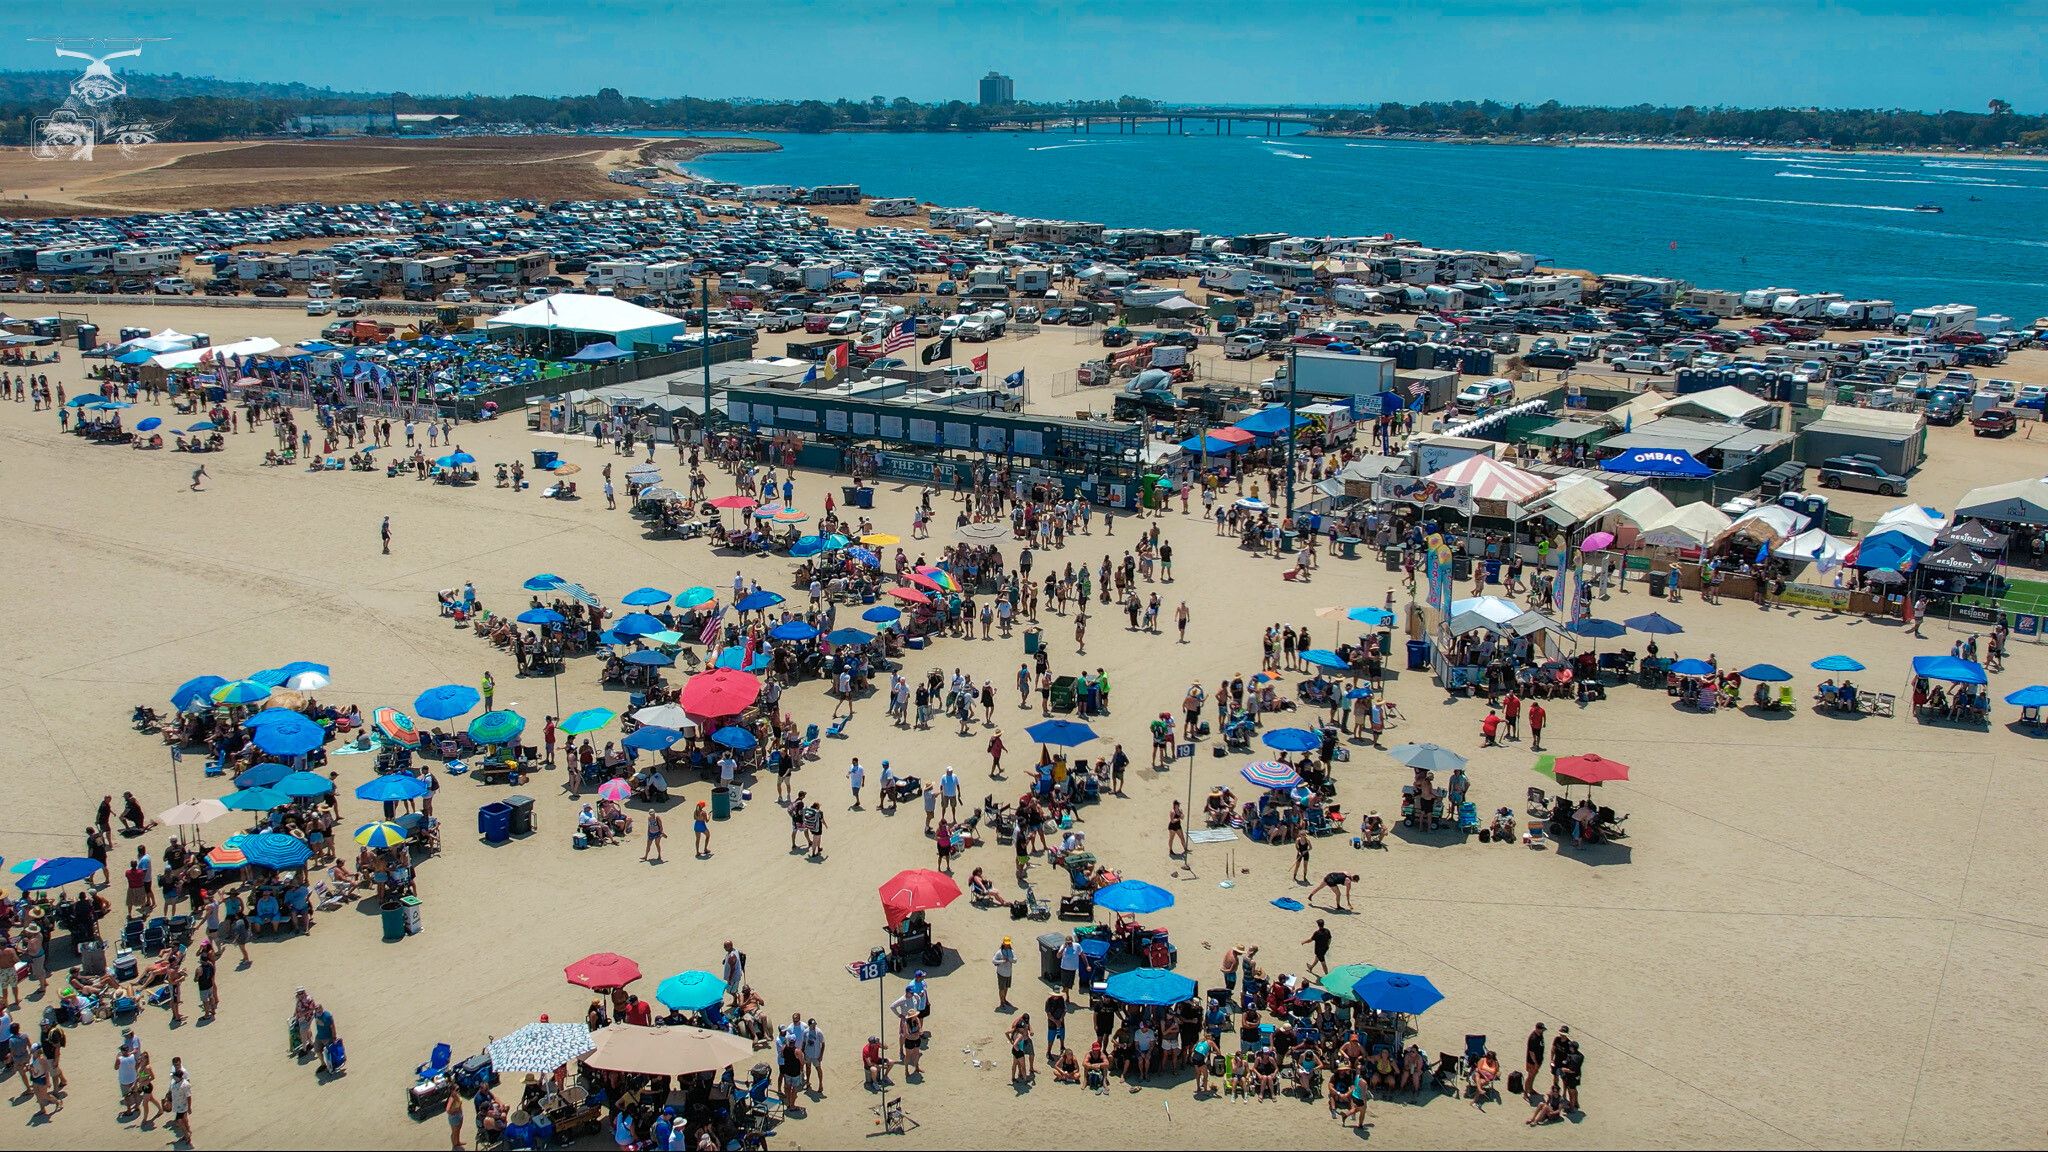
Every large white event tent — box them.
[485,294,687,351]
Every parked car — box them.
[251,281,287,298]
[1224,333,1267,360]
[1971,408,2017,437]
[1816,454,1909,495]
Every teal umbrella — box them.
[211,679,272,705]
[674,587,717,609]
[559,708,616,737]
[655,970,725,1012]
[220,786,290,812]
[468,710,526,745]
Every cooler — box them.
[532,449,560,470]
[478,802,511,844]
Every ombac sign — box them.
[1602,447,1713,478]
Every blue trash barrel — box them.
[478,802,511,844]
[1483,559,1501,585]
[1406,639,1432,672]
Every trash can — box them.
[1280,529,1299,552]
[1037,932,1068,983]
[842,485,874,509]
[505,794,536,836]
[478,802,511,844]
[1049,675,1078,713]
[1384,550,1401,573]
[532,449,560,470]
[77,324,98,352]
[1335,537,1360,560]
[401,895,423,936]
[380,899,406,941]
[1453,556,1473,580]
[1648,572,1668,597]
[1378,630,1394,657]
[1024,627,1041,655]
[711,785,732,821]
[1484,559,1501,585]
[79,940,106,976]
[1406,639,1432,672]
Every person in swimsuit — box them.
[1306,871,1357,911]
[1167,801,1187,857]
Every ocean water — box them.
[673,129,2048,322]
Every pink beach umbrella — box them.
[1579,531,1616,553]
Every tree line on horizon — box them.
[0,71,2038,150]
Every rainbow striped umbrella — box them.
[354,821,410,849]
[1240,760,1303,790]
[211,679,273,706]
[372,707,419,747]
[207,837,248,868]
[770,506,808,524]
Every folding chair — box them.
[1526,786,1548,815]
[1461,1034,1487,1085]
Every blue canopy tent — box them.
[564,341,633,363]
[1852,531,1932,573]
[1601,447,1714,479]
[1232,405,1311,441]
[1912,655,1987,686]
[1179,433,1246,456]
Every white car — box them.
[305,299,333,316]
[441,287,472,303]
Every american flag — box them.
[857,319,917,357]
[697,606,725,646]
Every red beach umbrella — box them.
[885,586,932,605]
[1550,753,1630,785]
[878,868,962,924]
[565,952,643,990]
[707,495,757,510]
[679,669,762,719]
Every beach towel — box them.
[1270,897,1305,912]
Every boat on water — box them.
[1911,203,1943,213]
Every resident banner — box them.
[1375,473,1474,516]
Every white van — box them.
[826,310,862,334]
[1454,377,1515,413]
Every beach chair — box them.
[314,882,348,912]
[826,715,850,739]
[1461,1034,1487,1085]
[1457,802,1480,834]
[1874,692,1896,718]
[1526,786,1548,815]
[1777,685,1794,711]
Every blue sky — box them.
[2,1,2040,111]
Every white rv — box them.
[1900,304,1978,338]
[36,244,116,273]
[112,247,181,275]
[1822,299,1894,329]
[865,198,917,218]
[1773,293,1844,321]
[1200,266,1252,293]
[1497,274,1582,307]
[1741,286,1799,315]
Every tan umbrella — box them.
[583,1024,754,1078]
[158,797,229,826]
[552,462,581,477]
[267,688,310,710]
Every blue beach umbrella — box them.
[1811,655,1865,672]
[622,587,671,607]
[1260,727,1321,753]
[1739,663,1793,682]
[1668,658,1716,677]
[861,605,902,625]
[711,726,757,751]
[251,717,325,757]
[273,771,335,799]
[674,587,717,609]
[1104,968,1198,1007]
[523,573,566,591]
[559,708,616,736]
[187,420,218,432]
[353,822,409,849]
[826,628,875,646]
[821,533,851,550]
[355,774,431,803]
[415,684,481,720]
[1624,612,1685,635]
[15,857,104,892]
[137,416,162,432]
[468,710,526,745]
[1093,879,1175,915]
[713,647,772,672]
[789,537,824,558]
[845,547,880,568]
[624,649,673,667]
[448,451,476,465]
[240,832,313,871]
[655,971,725,1012]
[1566,617,1627,640]
[623,726,685,752]
[1349,969,1444,1016]
[2004,685,2048,707]
[171,675,228,710]
[242,708,304,729]
[1025,719,1098,747]
[1301,649,1353,671]
[734,590,784,614]
[768,621,818,642]
[221,786,290,812]
[517,608,566,627]
[235,762,292,789]
[613,612,666,637]
[1346,607,1395,626]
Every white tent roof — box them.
[1781,528,1855,567]
[1652,385,1772,423]
[1953,478,2048,527]
[1719,504,1806,545]
[1639,502,1733,548]
[485,294,683,336]
[1872,503,1947,543]
[1603,488,1675,530]
[1448,595,1522,625]
[152,337,280,369]
[1523,476,1615,524]
[1427,455,1551,503]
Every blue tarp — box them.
[1912,655,1987,685]
[1178,433,1245,456]
[1601,447,1714,478]
[1233,405,1311,438]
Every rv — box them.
[1772,293,1844,321]
[1331,284,1383,312]
[1599,275,1688,305]
[1249,257,1317,290]
[1200,266,1252,294]
[111,247,181,275]
[866,197,918,218]
[1015,265,1051,294]
[1684,289,1744,319]
[1822,299,1894,329]
[1741,286,1800,315]
[36,244,116,274]
[1497,274,1583,307]
[1899,304,1978,339]
[1423,284,1466,312]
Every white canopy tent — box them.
[1780,528,1855,569]
[486,294,687,349]
[1638,503,1734,549]
[1870,502,1947,545]
[1953,478,2048,527]
[152,337,280,370]
[1603,488,1676,530]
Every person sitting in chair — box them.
[578,805,614,846]
[967,867,1009,907]
[1361,811,1387,848]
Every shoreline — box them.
[635,136,782,166]
[1300,130,2048,163]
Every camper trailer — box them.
[1683,289,1745,319]
[866,197,918,218]
[1497,274,1582,307]
[1741,286,1800,315]
[36,245,116,274]
[1773,293,1844,321]
[1200,266,1253,294]
[1899,304,1978,339]
[111,247,181,275]
[1015,265,1051,294]
[1822,299,1895,329]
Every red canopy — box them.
[878,868,961,924]
[565,952,643,989]
[1550,753,1630,785]
[707,495,757,510]
[679,669,762,719]
[885,586,932,605]
[1210,427,1256,444]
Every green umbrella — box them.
[1319,964,1378,1002]
[558,707,616,737]
[468,710,526,745]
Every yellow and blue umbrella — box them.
[211,679,273,706]
[354,821,410,849]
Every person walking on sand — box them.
[190,463,208,491]
[642,811,664,862]
[1528,700,1546,752]
[1075,612,1087,655]
[480,671,495,712]
[987,730,1006,779]
[693,802,711,857]
[381,516,392,554]
[1175,600,1190,643]
[992,937,1017,1011]
[1303,918,1332,978]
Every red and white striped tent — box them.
[1425,455,1551,504]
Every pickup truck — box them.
[1224,334,1267,360]
[1972,408,2017,437]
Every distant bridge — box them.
[996,108,1325,135]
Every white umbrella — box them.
[158,797,229,826]
[631,703,697,731]
[284,670,331,691]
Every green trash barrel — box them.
[711,785,732,821]
[380,899,405,942]
[1024,628,1041,655]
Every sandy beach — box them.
[0,292,2045,1151]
